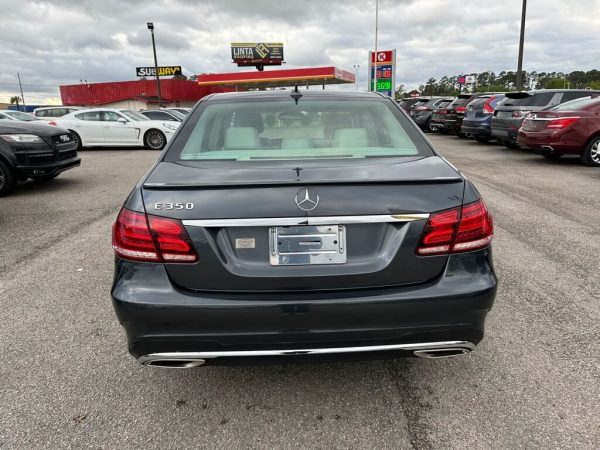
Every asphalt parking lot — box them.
[1,136,599,449]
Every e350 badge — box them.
[154,202,194,210]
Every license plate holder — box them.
[269,225,346,266]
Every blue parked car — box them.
[461,94,505,143]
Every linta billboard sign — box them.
[231,43,284,69]
[136,66,182,77]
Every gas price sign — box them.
[368,50,396,97]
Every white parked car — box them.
[0,110,40,121]
[33,106,83,121]
[51,108,180,150]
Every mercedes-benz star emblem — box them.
[295,188,319,211]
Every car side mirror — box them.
[117,117,127,124]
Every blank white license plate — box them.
[269,225,346,266]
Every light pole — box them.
[353,64,360,91]
[147,22,163,108]
[515,0,527,91]
[373,0,379,92]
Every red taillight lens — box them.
[112,209,160,262]
[438,109,448,114]
[415,106,429,111]
[147,215,198,262]
[455,106,466,113]
[483,97,495,113]
[48,121,57,126]
[417,200,493,256]
[112,208,198,263]
[545,117,579,129]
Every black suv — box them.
[492,89,600,148]
[0,120,80,195]
[442,94,476,135]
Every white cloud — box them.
[1,0,599,103]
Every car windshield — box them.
[548,96,600,111]
[120,110,149,121]
[6,111,37,121]
[176,98,425,162]
[502,92,555,107]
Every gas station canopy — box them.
[197,66,355,89]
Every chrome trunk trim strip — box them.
[182,214,429,227]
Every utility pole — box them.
[373,0,378,93]
[17,73,26,111]
[147,22,163,108]
[515,0,527,91]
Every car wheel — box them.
[581,137,600,167]
[476,136,491,144]
[144,129,166,150]
[69,131,82,151]
[0,159,16,196]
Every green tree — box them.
[10,96,22,110]
[544,78,568,89]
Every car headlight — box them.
[0,134,43,143]
[162,123,178,131]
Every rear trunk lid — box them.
[142,157,465,292]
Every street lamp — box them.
[353,64,360,91]
[515,0,527,91]
[147,22,163,108]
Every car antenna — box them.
[290,84,302,105]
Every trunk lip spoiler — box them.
[182,214,430,227]
[143,177,464,189]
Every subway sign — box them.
[231,43,284,67]
[136,66,182,77]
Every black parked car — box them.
[111,90,497,368]
[492,89,600,148]
[0,120,80,196]
[410,97,454,131]
[442,94,476,135]
[398,97,425,112]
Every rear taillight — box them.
[417,199,493,256]
[112,208,198,263]
[415,106,430,111]
[545,117,579,129]
[455,106,466,113]
[48,121,57,126]
[437,109,448,114]
[482,96,496,113]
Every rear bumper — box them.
[111,248,497,365]
[461,124,492,137]
[517,131,583,154]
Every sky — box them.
[1,0,600,105]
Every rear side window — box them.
[35,110,46,117]
[75,111,101,121]
[503,93,555,107]
[560,91,598,103]
[171,98,430,162]
[549,96,600,111]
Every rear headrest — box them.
[281,138,315,149]
[236,111,264,133]
[224,127,260,150]
[332,128,369,147]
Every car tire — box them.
[144,129,166,150]
[0,159,16,197]
[581,137,600,166]
[476,136,491,144]
[69,130,82,151]
[541,152,563,161]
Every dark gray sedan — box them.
[111,90,497,368]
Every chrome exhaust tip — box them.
[540,145,555,152]
[139,357,206,369]
[413,347,472,359]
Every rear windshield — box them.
[173,98,429,162]
[548,96,600,111]
[450,97,472,107]
[502,92,555,107]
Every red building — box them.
[59,79,227,109]
[59,67,355,109]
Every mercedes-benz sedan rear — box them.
[111,90,497,368]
